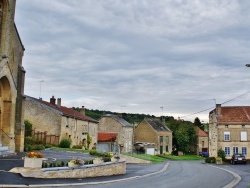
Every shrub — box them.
[205,157,216,163]
[72,145,82,149]
[89,149,99,156]
[217,149,226,161]
[59,138,71,148]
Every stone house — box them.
[0,0,25,153]
[134,118,172,155]
[195,126,208,155]
[98,114,134,153]
[209,104,250,159]
[24,95,98,149]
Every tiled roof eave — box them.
[217,122,250,125]
[62,114,98,123]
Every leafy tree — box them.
[194,117,203,130]
[217,148,226,160]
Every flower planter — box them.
[68,162,81,168]
[93,159,103,165]
[111,157,119,162]
[24,157,44,168]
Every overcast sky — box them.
[15,1,250,122]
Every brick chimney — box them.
[80,106,85,116]
[57,98,61,107]
[50,96,56,105]
[215,104,221,116]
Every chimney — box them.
[161,117,165,125]
[215,104,221,116]
[57,98,61,107]
[80,106,85,116]
[50,96,56,105]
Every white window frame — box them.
[224,131,230,141]
[233,147,238,154]
[242,147,247,156]
[225,147,230,156]
[241,131,247,141]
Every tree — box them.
[194,117,203,130]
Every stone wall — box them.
[10,161,126,179]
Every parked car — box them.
[231,154,246,165]
[199,151,209,157]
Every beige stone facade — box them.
[24,96,98,149]
[209,104,250,159]
[98,114,134,153]
[195,126,208,155]
[0,0,25,152]
[134,119,172,155]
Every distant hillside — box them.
[72,107,175,124]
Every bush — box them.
[217,149,226,161]
[89,149,99,156]
[72,145,82,149]
[59,138,71,148]
[205,157,216,163]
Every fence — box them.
[27,129,60,146]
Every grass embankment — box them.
[124,153,203,163]
[49,147,89,153]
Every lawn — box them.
[124,153,204,162]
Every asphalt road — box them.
[0,150,248,187]
[79,161,236,188]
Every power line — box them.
[180,91,250,119]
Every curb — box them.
[0,162,169,187]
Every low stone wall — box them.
[10,160,126,179]
[120,154,151,164]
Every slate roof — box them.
[25,95,98,123]
[102,114,133,127]
[145,118,172,132]
[212,106,250,123]
[98,132,117,142]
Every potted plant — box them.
[111,153,120,162]
[93,157,104,164]
[24,151,45,168]
[68,158,84,168]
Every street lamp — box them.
[246,64,250,67]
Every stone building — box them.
[24,95,98,149]
[0,0,25,153]
[134,118,172,155]
[195,126,208,155]
[98,114,134,153]
[209,104,250,159]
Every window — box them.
[166,145,169,152]
[241,131,247,141]
[224,132,230,141]
[225,147,230,156]
[242,147,247,156]
[165,136,169,143]
[233,147,238,154]
[160,136,163,143]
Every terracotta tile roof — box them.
[215,106,250,123]
[195,126,208,137]
[145,118,172,132]
[98,132,117,142]
[25,95,98,123]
